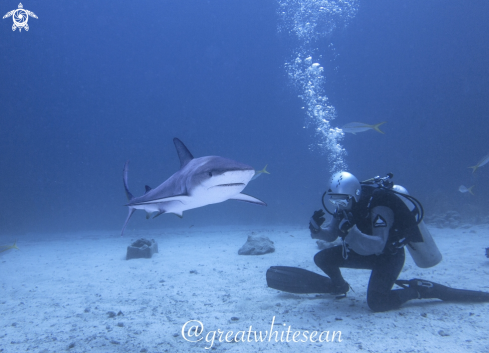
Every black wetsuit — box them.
[313,186,421,312]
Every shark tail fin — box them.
[468,165,478,173]
[123,161,134,201]
[373,122,386,134]
[468,185,475,195]
[261,164,270,174]
[12,240,18,250]
[121,208,136,236]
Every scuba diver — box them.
[266,171,489,312]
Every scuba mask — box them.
[327,194,353,209]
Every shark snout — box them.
[206,169,254,189]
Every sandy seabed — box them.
[1,224,489,353]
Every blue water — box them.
[1,0,488,235]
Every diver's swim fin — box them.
[396,278,489,302]
[266,266,332,294]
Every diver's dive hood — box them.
[326,171,361,202]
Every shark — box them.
[121,138,266,235]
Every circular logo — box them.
[13,9,27,27]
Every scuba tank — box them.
[391,184,442,268]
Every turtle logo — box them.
[3,3,38,32]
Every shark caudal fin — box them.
[123,161,134,201]
[372,122,386,134]
[173,138,194,169]
[468,185,475,195]
[121,161,136,236]
[121,208,136,236]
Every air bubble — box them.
[278,0,359,172]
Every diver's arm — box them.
[311,216,343,242]
[344,206,394,256]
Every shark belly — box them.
[189,184,247,208]
[131,203,161,212]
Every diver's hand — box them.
[339,210,355,235]
[312,215,343,242]
[309,209,325,234]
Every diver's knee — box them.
[313,252,321,266]
[314,250,327,266]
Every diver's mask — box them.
[327,194,353,209]
[322,171,361,215]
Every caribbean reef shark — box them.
[121,138,266,235]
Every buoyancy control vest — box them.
[351,185,422,252]
[350,184,442,268]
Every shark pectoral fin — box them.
[231,193,267,206]
[121,208,136,236]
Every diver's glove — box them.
[339,210,355,235]
[309,209,326,234]
[311,210,344,242]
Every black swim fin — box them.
[395,278,489,302]
[266,266,332,294]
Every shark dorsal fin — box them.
[145,185,152,193]
[173,138,194,169]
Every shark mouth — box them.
[209,183,245,189]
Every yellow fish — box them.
[0,241,19,253]
[458,185,474,195]
[469,153,489,173]
[251,164,270,181]
[341,122,386,135]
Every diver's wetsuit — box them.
[314,245,416,312]
[313,187,420,312]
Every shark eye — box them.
[208,172,213,177]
